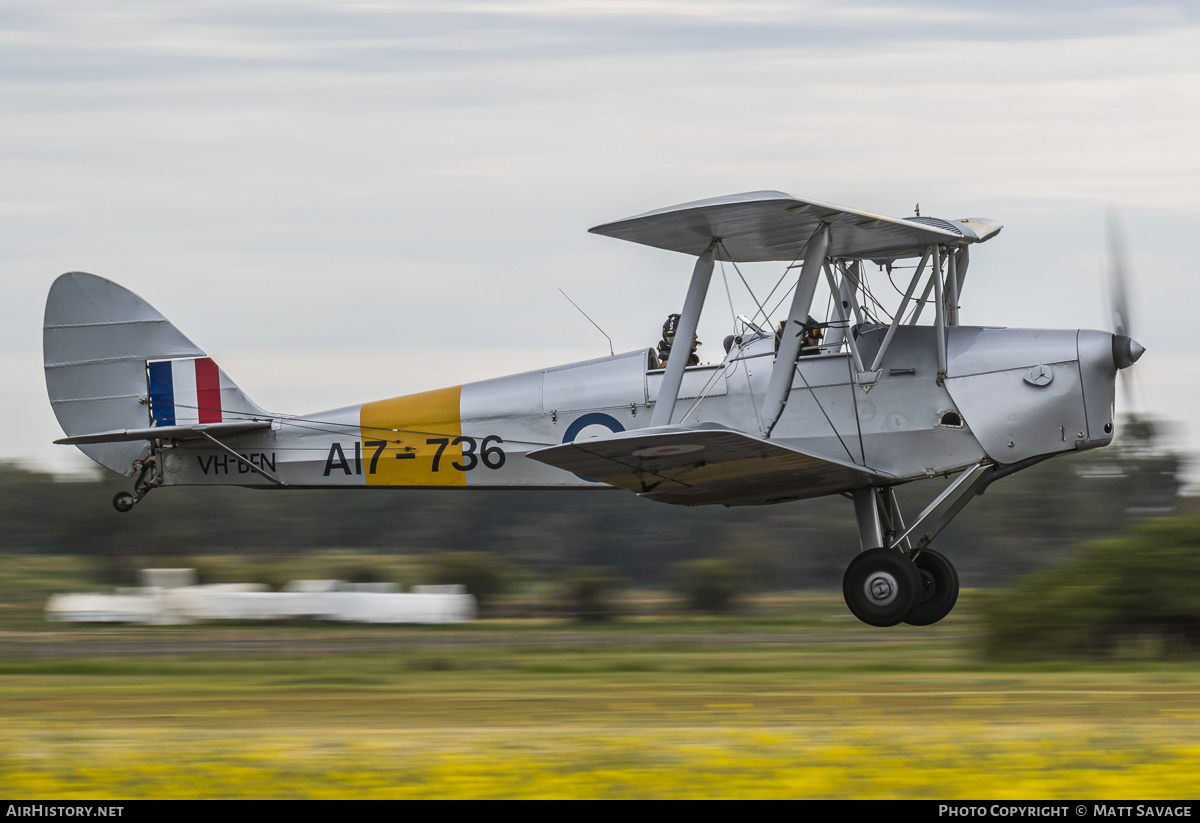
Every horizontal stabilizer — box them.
[589,191,1002,263]
[55,420,272,445]
[528,424,886,506]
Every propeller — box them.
[1105,203,1146,411]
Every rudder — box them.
[43,272,264,476]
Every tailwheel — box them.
[111,456,160,513]
[842,547,922,627]
[903,549,959,626]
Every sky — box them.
[3,0,1199,479]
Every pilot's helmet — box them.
[662,313,681,345]
[802,315,825,340]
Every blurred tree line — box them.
[0,417,1184,592]
[983,516,1200,660]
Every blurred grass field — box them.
[2,577,1199,799]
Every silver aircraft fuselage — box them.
[151,323,1118,505]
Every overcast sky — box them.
[4,0,1198,479]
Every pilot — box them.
[800,324,825,356]
[658,313,700,367]
[775,316,825,356]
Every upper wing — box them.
[527,424,888,506]
[589,191,1002,262]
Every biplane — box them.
[43,191,1144,626]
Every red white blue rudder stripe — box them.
[148,357,224,426]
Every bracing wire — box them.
[718,260,739,333]
[765,279,799,326]
[856,267,892,324]
[792,362,857,464]
[717,241,771,329]
[154,402,556,448]
[752,267,792,328]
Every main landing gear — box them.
[842,546,959,627]
[906,549,960,626]
[842,468,986,627]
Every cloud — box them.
[4,1,1200,474]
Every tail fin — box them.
[44,272,265,476]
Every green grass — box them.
[2,563,1199,797]
[2,637,1198,798]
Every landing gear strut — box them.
[843,467,986,627]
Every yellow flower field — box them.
[3,722,1199,799]
[2,628,1198,799]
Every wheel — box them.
[112,492,136,513]
[842,547,922,627]
[903,549,960,626]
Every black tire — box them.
[903,549,959,626]
[112,492,135,513]
[842,547,922,627]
